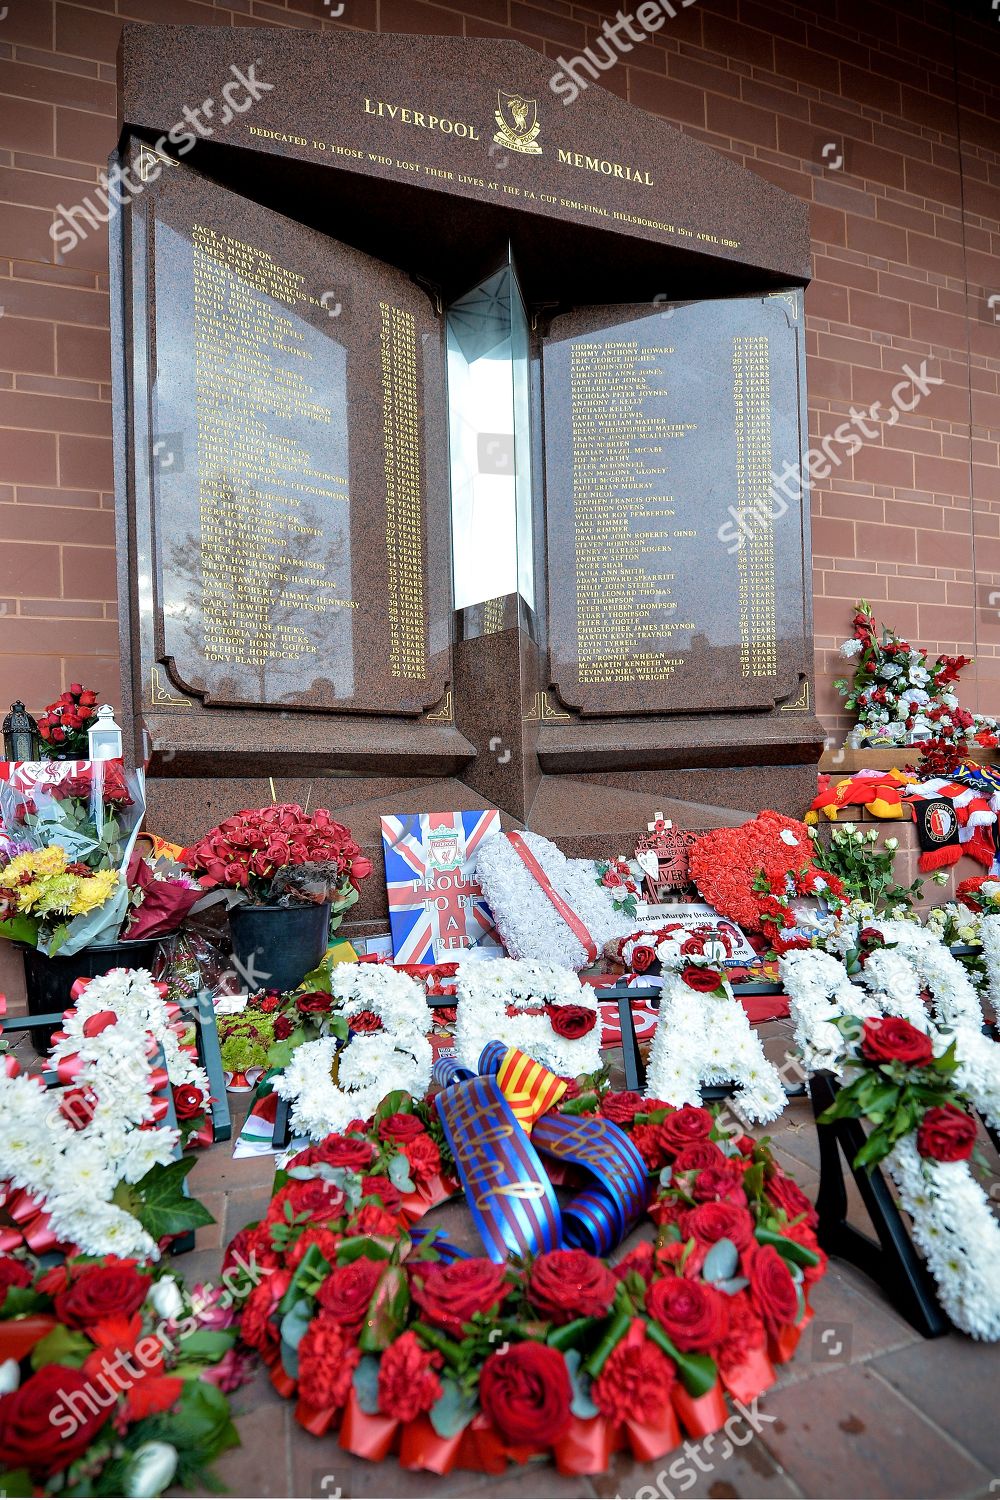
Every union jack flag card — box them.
[380,810,503,963]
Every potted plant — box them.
[182,803,372,993]
[218,1011,275,1091]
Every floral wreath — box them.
[48,967,212,1143]
[273,966,433,1141]
[225,1078,826,1478]
[779,943,1000,1340]
[454,959,601,1077]
[645,947,786,1125]
[475,831,632,970]
[689,811,844,948]
[606,919,743,975]
[0,1011,210,1261]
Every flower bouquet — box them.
[183,804,373,995]
[834,600,996,755]
[0,760,145,957]
[0,1251,253,1495]
[225,1084,825,1477]
[35,682,100,759]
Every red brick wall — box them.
[1,0,998,748]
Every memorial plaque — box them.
[542,295,808,717]
[139,150,449,716]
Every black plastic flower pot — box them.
[19,937,163,1053]
[228,902,331,994]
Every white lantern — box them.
[87,704,123,761]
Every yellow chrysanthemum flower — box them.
[69,869,119,917]
[0,845,68,888]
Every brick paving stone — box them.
[873,1334,1000,1475]
[756,1365,991,1499]
[592,1433,800,1500]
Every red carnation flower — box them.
[591,1332,675,1425]
[377,1331,443,1422]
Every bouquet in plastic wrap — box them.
[0,759,145,955]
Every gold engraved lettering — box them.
[190,223,355,675]
[732,335,777,678]
[380,302,427,679]
[568,338,695,686]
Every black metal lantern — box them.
[2,701,40,762]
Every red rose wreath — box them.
[225,1085,825,1478]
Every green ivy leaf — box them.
[130,1156,215,1241]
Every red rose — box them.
[0,1365,109,1477]
[361,1175,402,1214]
[691,1162,747,1206]
[54,1260,149,1328]
[296,991,331,1015]
[630,944,657,974]
[749,1244,798,1335]
[349,855,373,885]
[672,1141,727,1173]
[765,1172,818,1231]
[527,1249,617,1324]
[591,1333,675,1424]
[549,1005,597,1040]
[645,1275,730,1353]
[267,1179,346,1225]
[858,926,884,947]
[681,965,723,992]
[0,1256,32,1304]
[916,1103,977,1163]
[349,1009,383,1033]
[680,1200,755,1252]
[378,1331,443,1421]
[240,1270,291,1354]
[290,1135,374,1172]
[297,1314,359,1411]
[615,1242,654,1282]
[410,1258,508,1336]
[273,1014,295,1040]
[860,1016,933,1067]
[479,1342,572,1446]
[317,1258,384,1340]
[658,1105,713,1157]
[258,992,281,1013]
[402,1134,442,1184]
[172,1083,205,1120]
[377,1112,425,1143]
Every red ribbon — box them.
[721,1344,776,1406]
[506,832,598,963]
[672,1379,729,1438]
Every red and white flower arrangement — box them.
[475,832,632,971]
[780,943,1000,1340]
[272,966,433,1140]
[0,1251,252,1494]
[0,1011,211,1261]
[689,810,844,950]
[454,959,601,1077]
[645,948,785,1125]
[224,1090,825,1477]
[48,969,212,1143]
